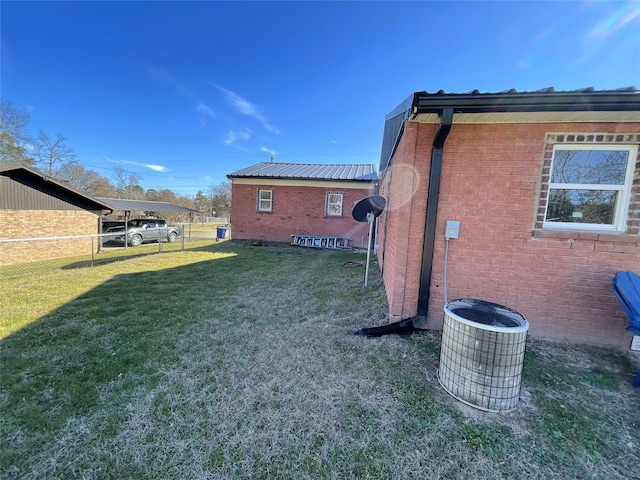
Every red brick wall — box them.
[377,122,437,320]
[230,182,374,246]
[377,121,640,347]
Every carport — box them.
[97,197,201,250]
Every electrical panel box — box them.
[445,220,460,239]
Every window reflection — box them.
[546,189,617,224]
[551,150,628,185]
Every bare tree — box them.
[113,167,144,199]
[33,130,76,176]
[90,176,118,198]
[0,133,35,167]
[0,102,34,167]
[146,188,177,203]
[57,162,116,197]
[208,181,231,217]
[0,101,31,143]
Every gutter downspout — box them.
[357,108,453,337]
[416,107,453,319]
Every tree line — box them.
[0,101,230,220]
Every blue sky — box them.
[2,1,639,196]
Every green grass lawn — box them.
[182,221,228,240]
[1,241,639,479]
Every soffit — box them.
[412,111,640,124]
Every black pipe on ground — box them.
[356,319,417,337]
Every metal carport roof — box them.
[96,198,200,213]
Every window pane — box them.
[546,189,617,224]
[327,193,342,215]
[551,149,628,185]
[258,190,272,211]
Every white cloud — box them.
[261,146,277,157]
[211,83,280,134]
[197,102,215,117]
[107,157,167,172]
[148,65,191,97]
[263,123,280,134]
[224,129,251,147]
[585,3,640,43]
[148,66,218,122]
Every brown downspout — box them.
[416,108,454,319]
[357,108,453,337]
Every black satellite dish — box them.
[351,195,386,286]
[352,195,386,222]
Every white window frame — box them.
[543,144,636,232]
[257,189,273,212]
[326,192,344,217]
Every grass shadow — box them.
[2,242,639,479]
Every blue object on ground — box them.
[611,271,640,387]
[216,227,227,240]
[612,271,640,335]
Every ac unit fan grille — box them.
[438,299,529,413]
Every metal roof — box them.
[380,86,640,171]
[96,198,200,213]
[406,86,640,116]
[0,165,114,211]
[227,162,377,181]
[0,166,200,214]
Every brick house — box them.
[0,165,113,265]
[376,88,640,348]
[227,162,377,246]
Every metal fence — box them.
[0,223,228,278]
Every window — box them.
[257,189,273,212]
[326,192,343,216]
[543,144,636,231]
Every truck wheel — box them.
[130,235,143,247]
[168,232,177,243]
